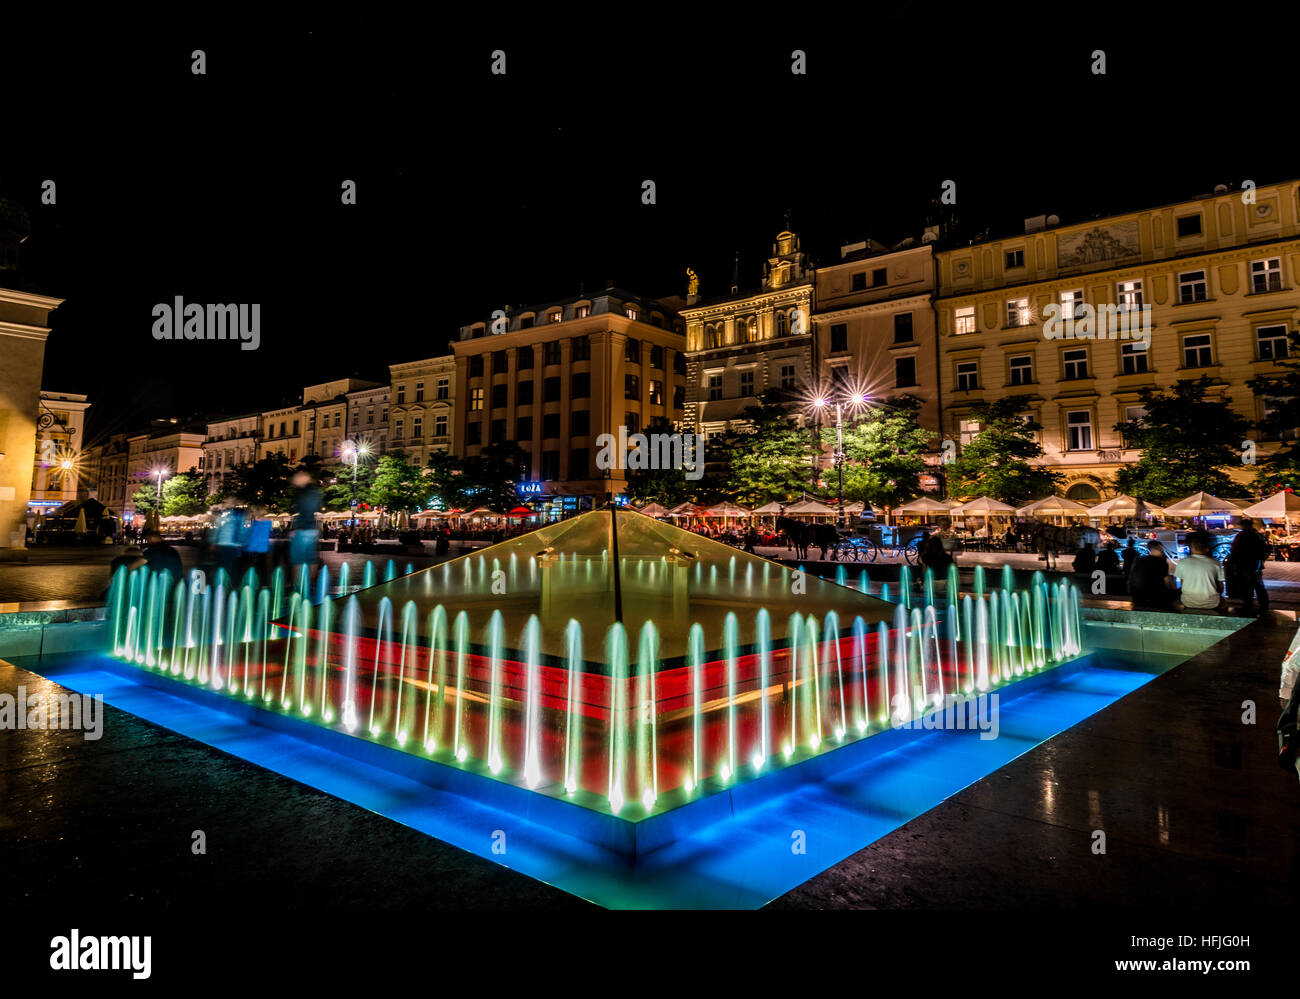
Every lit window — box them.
[1252,257,1283,293]
[470,388,484,411]
[1060,290,1083,320]
[1066,410,1093,451]
[955,306,976,335]
[1117,279,1144,310]
[1006,298,1031,327]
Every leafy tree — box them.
[217,453,296,512]
[161,469,209,516]
[425,451,468,508]
[368,451,430,513]
[1113,377,1250,503]
[625,417,700,507]
[947,396,1061,504]
[822,396,935,509]
[708,391,816,506]
[460,441,528,511]
[130,483,161,516]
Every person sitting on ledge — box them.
[919,533,953,573]
[1173,531,1228,614]
[1128,539,1175,610]
[1096,540,1121,575]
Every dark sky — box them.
[5,21,1290,445]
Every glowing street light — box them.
[340,439,371,522]
[151,466,171,505]
[812,392,869,526]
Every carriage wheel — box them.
[904,539,921,566]
[863,538,879,563]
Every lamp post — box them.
[340,439,370,526]
[152,467,170,505]
[813,392,867,528]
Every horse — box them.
[776,516,842,561]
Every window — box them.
[469,356,483,377]
[704,326,721,349]
[776,311,787,337]
[549,310,562,324]
[334,413,341,427]
[1183,333,1213,367]
[625,338,640,363]
[1252,257,1283,293]
[625,305,639,321]
[1066,410,1093,451]
[519,315,534,329]
[470,387,484,411]
[544,341,562,365]
[1178,270,1208,303]
[1062,348,1089,380]
[1176,215,1202,238]
[740,371,755,396]
[516,416,532,440]
[958,418,980,446]
[1117,279,1143,311]
[571,372,590,398]
[648,379,664,405]
[830,323,848,353]
[893,312,913,343]
[1121,406,1147,446]
[518,346,534,370]
[650,345,663,368]
[673,385,685,409]
[571,336,590,362]
[895,356,917,387]
[1005,249,1025,269]
[434,414,447,437]
[542,413,560,439]
[292,419,300,434]
[625,374,639,399]
[541,450,560,480]
[851,272,866,291]
[490,419,507,443]
[955,306,976,335]
[625,412,640,434]
[491,384,507,408]
[396,385,406,404]
[571,410,589,436]
[366,410,374,424]
[745,318,759,343]
[674,352,686,374]
[1121,341,1149,374]
[1006,298,1030,327]
[1060,289,1083,320]
[708,374,723,400]
[544,376,561,402]
[575,304,590,319]
[436,378,449,400]
[872,267,887,287]
[517,381,533,405]
[781,364,796,389]
[381,409,387,422]
[569,448,588,478]
[956,360,979,391]
[1009,354,1033,386]
[1258,324,1289,360]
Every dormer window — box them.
[548,310,563,323]
[625,305,640,320]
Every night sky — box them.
[5,23,1289,445]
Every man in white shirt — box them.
[1174,531,1227,613]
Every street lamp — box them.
[813,392,867,527]
[151,467,170,505]
[340,439,370,524]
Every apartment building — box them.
[390,354,456,467]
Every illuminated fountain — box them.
[105,508,1084,853]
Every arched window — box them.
[745,318,759,343]
[705,326,720,349]
[1066,482,1101,504]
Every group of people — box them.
[1073,518,1271,615]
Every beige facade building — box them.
[257,405,303,464]
[83,433,131,519]
[813,241,939,432]
[390,355,456,467]
[201,413,259,497]
[452,287,687,510]
[0,285,63,556]
[124,425,206,520]
[681,231,815,437]
[300,377,382,463]
[346,383,390,456]
[935,180,1300,502]
[29,390,91,513]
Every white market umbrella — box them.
[1015,495,1090,518]
[784,499,835,518]
[752,501,786,515]
[894,496,958,515]
[636,502,669,518]
[667,502,701,518]
[703,502,751,518]
[1162,492,1244,518]
[952,496,1016,515]
[1086,493,1164,519]
[74,508,88,534]
[1242,490,1300,533]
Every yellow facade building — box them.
[934,180,1300,502]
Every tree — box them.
[368,452,430,513]
[625,417,700,507]
[708,391,817,506]
[947,396,1061,504]
[216,453,296,512]
[161,469,209,516]
[1113,377,1251,504]
[460,441,528,512]
[822,396,935,509]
